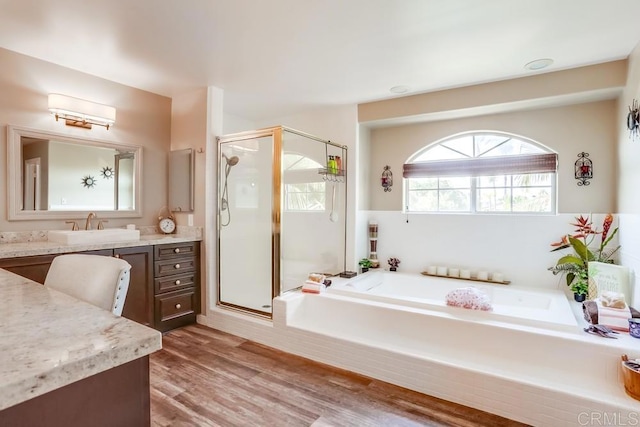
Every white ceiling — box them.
[1,0,640,121]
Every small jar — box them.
[629,319,640,339]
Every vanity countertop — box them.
[0,233,201,259]
[0,268,162,411]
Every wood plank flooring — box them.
[150,324,528,427]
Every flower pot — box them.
[361,267,369,273]
[574,293,587,303]
[390,267,397,272]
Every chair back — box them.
[45,254,132,316]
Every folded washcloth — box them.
[583,299,640,332]
[302,281,326,294]
[445,287,492,311]
[307,273,326,283]
[601,291,626,309]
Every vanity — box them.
[0,268,162,425]
[0,234,202,332]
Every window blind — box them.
[402,153,558,178]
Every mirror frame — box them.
[7,125,143,220]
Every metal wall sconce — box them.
[627,99,639,140]
[575,152,593,186]
[48,94,116,130]
[381,165,393,192]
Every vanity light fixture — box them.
[48,94,116,130]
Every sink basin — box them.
[48,229,141,245]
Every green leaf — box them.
[556,254,584,267]
[566,272,575,287]
[569,236,594,262]
[600,227,618,252]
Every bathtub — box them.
[328,271,579,333]
[205,271,640,425]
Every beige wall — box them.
[0,47,172,231]
[170,88,208,227]
[618,43,640,214]
[368,101,617,213]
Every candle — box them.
[448,268,460,278]
[492,273,504,283]
[427,266,437,275]
[477,271,489,281]
[460,269,471,279]
[436,266,448,276]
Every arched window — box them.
[403,132,557,213]
[283,152,325,211]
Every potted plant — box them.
[549,214,620,302]
[388,257,401,272]
[358,258,372,273]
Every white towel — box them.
[595,299,631,331]
[302,281,326,294]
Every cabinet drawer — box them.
[155,242,198,260]
[154,257,196,277]
[155,271,196,294]
[154,289,196,332]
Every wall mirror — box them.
[7,125,142,220]
[168,148,194,212]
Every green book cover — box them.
[587,261,630,304]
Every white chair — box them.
[44,254,132,316]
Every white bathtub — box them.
[204,271,640,425]
[328,271,579,332]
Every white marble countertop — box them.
[0,269,162,411]
[0,233,201,259]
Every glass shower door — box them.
[218,134,275,314]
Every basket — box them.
[621,355,640,401]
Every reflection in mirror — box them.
[8,126,142,220]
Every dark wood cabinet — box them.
[0,241,199,332]
[115,246,154,327]
[153,241,200,332]
[0,254,57,283]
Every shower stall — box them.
[217,126,347,317]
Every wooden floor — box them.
[150,324,528,427]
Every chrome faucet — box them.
[85,212,96,230]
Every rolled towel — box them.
[445,287,492,311]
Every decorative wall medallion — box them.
[574,152,593,186]
[82,175,96,188]
[381,165,393,192]
[628,99,639,140]
[101,166,114,179]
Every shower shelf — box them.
[318,168,345,182]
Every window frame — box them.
[403,132,557,215]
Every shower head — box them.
[222,153,240,166]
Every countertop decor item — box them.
[388,257,400,271]
[549,214,620,299]
[629,319,640,339]
[359,258,372,273]
[574,152,593,186]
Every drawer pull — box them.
[174,263,180,269]
[175,279,181,285]
[175,303,182,309]
[174,248,180,254]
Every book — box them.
[587,262,631,304]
